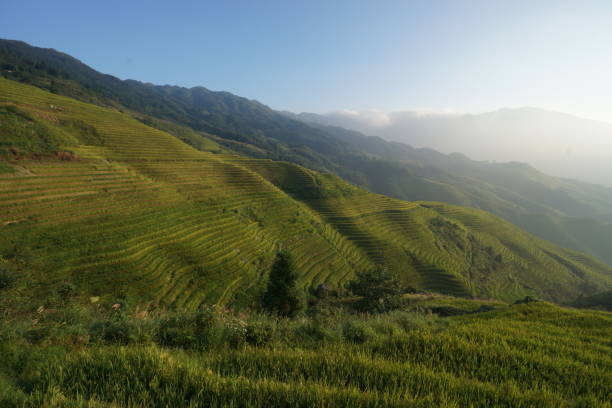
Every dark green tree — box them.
[262,251,304,317]
[347,268,405,312]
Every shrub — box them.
[0,273,14,290]
[293,318,339,344]
[387,310,435,331]
[513,296,539,305]
[0,267,14,290]
[342,320,375,344]
[369,319,401,337]
[245,315,278,346]
[24,327,53,344]
[156,308,247,350]
[223,315,247,348]
[346,268,405,313]
[89,319,137,345]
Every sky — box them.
[2,0,612,121]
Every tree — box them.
[262,251,304,317]
[347,268,404,312]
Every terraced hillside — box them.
[1,78,611,308]
[4,38,612,271]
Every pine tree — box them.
[262,251,304,317]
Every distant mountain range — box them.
[2,38,612,268]
[292,108,612,187]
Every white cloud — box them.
[412,108,459,117]
[331,109,391,128]
[328,108,461,128]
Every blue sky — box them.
[2,0,612,121]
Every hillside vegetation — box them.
[3,39,612,269]
[0,78,611,311]
[1,297,610,407]
[571,290,612,312]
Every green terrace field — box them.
[0,297,610,407]
[1,77,611,311]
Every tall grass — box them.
[1,299,610,407]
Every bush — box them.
[0,270,14,290]
[90,319,137,345]
[293,318,339,344]
[342,320,375,344]
[514,296,539,305]
[387,310,435,331]
[346,268,405,313]
[245,315,278,346]
[156,308,247,350]
[369,319,401,337]
[223,315,247,348]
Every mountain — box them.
[0,39,353,173]
[293,108,612,187]
[286,114,612,266]
[2,78,611,311]
[3,38,612,269]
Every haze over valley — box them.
[294,107,612,187]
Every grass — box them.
[0,162,13,174]
[0,298,610,407]
[0,104,63,155]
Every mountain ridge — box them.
[293,107,612,187]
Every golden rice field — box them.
[1,77,611,310]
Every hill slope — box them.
[287,114,612,267]
[3,39,612,269]
[1,78,611,310]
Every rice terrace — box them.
[1,1,612,407]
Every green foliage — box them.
[0,161,14,173]
[244,314,279,346]
[0,104,61,154]
[0,271,14,290]
[513,296,539,305]
[571,290,612,311]
[262,251,304,317]
[58,118,102,145]
[342,319,376,344]
[0,300,610,407]
[156,307,249,350]
[347,268,405,312]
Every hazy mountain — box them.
[295,108,612,187]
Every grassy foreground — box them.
[1,297,610,407]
